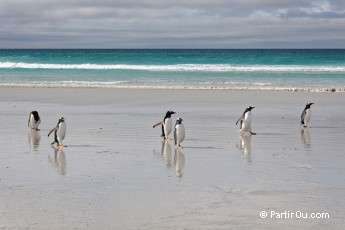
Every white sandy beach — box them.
[0,88,344,229]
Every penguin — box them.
[153,111,176,139]
[48,117,66,147]
[174,117,185,148]
[236,106,256,135]
[28,111,41,131]
[301,103,314,127]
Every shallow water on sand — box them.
[0,89,344,229]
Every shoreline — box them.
[1,87,344,108]
[0,85,344,92]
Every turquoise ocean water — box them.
[0,49,344,91]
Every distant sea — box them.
[0,49,344,91]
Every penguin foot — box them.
[250,132,257,135]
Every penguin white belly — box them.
[241,112,252,132]
[303,109,311,124]
[29,114,40,129]
[29,114,35,129]
[175,124,185,146]
[57,122,66,144]
[164,118,173,138]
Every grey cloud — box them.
[276,1,345,18]
[0,0,344,48]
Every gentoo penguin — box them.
[301,103,314,127]
[153,111,176,139]
[236,106,256,135]
[174,117,185,148]
[48,117,66,147]
[28,111,41,131]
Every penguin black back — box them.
[31,111,40,122]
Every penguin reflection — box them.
[48,147,67,176]
[301,127,311,146]
[236,134,252,162]
[28,130,41,152]
[161,140,173,168]
[174,148,185,178]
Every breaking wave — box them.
[1,62,345,72]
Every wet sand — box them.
[0,88,344,229]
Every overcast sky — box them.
[0,0,344,48]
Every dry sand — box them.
[0,88,344,229]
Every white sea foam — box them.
[1,62,345,72]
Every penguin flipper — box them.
[153,121,163,128]
[161,124,166,137]
[236,116,243,125]
[301,109,307,125]
[48,127,57,137]
[174,127,177,145]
